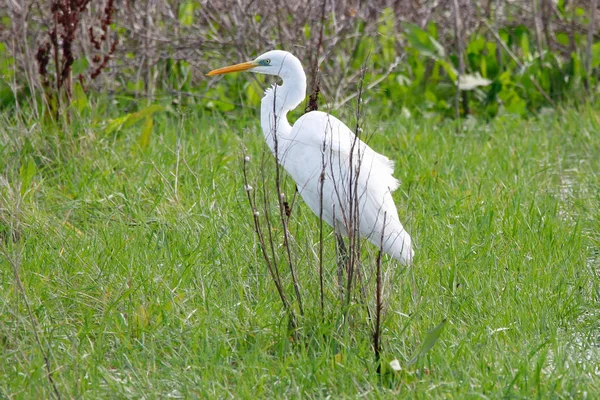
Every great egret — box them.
[207,50,413,264]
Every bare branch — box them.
[586,0,598,94]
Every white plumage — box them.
[208,50,413,264]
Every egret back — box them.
[278,111,413,264]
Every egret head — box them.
[207,50,302,80]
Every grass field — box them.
[1,103,599,398]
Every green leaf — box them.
[592,43,600,69]
[377,8,396,63]
[438,60,457,82]
[352,36,375,69]
[0,79,15,108]
[209,84,236,112]
[0,52,14,79]
[105,114,130,134]
[72,57,89,75]
[179,0,197,27]
[105,104,164,134]
[425,90,437,102]
[467,35,486,55]
[520,32,530,58]
[71,82,89,114]
[556,33,570,47]
[137,116,153,150]
[403,22,445,59]
[498,70,513,86]
[499,89,527,115]
[126,80,145,92]
[408,319,447,366]
[303,24,311,41]
[246,80,263,107]
[19,156,36,197]
[378,7,395,36]
[480,56,487,77]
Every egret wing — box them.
[287,111,399,192]
[277,110,412,262]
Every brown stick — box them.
[242,153,297,328]
[452,0,464,123]
[318,137,326,316]
[585,0,598,93]
[343,64,367,309]
[373,212,387,374]
[305,0,327,113]
[531,0,544,56]
[271,85,304,316]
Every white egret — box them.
[207,50,413,264]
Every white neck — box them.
[260,63,307,160]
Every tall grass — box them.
[0,103,599,397]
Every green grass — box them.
[1,103,599,398]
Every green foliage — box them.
[0,6,598,120]
[408,319,447,367]
[72,57,89,76]
[0,42,16,108]
[71,82,90,115]
[104,104,164,134]
[19,155,36,197]
[192,7,599,120]
[178,0,198,27]
[138,115,154,150]
[362,15,599,118]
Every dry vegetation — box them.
[1,0,598,111]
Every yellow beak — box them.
[206,61,257,76]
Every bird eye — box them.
[264,59,271,65]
